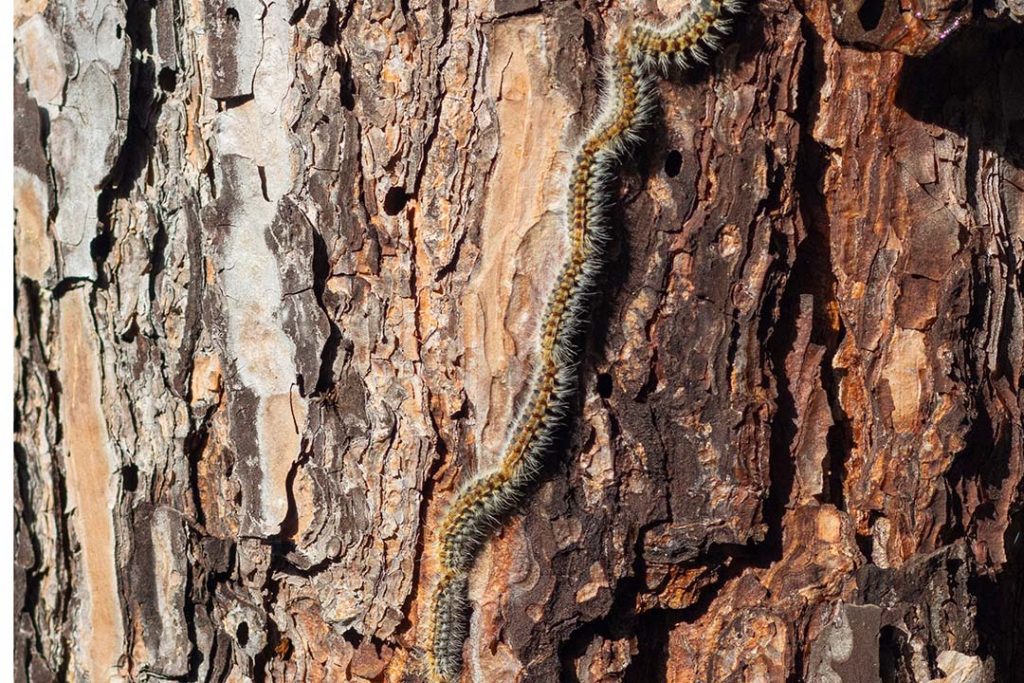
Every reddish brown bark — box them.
[13,0,1024,681]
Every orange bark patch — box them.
[58,289,125,678]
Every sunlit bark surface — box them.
[13,0,1024,680]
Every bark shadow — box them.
[895,21,1024,171]
[896,20,1024,682]
[94,0,168,287]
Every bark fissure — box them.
[13,0,1024,680]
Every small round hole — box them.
[236,621,249,647]
[158,67,177,92]
[663,150,683,178]
[857,0,885,32]
[383,186,409,216]
[122,464,139,492]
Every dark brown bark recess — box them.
[12,0,1024,681]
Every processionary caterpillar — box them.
[427,2,741,680]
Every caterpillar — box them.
[426,2,741,681]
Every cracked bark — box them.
[12,0,1024,681]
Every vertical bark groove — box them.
[13,0,1024,680]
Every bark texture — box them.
[12,0,1024,681]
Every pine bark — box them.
[13,0,1024,681]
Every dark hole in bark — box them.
[858,0,885,32]
[257,165,270,202]
[338,56,356,110]
[597,372,613,398]
[879,624,909,682]
[854,532,873,560]
[236,621,249,647]
[663,149,683,177]
[583,18,596,50]
[91,231,113,263]
[122,464,138,492]
[383,186,409,216]
[120,319,139,343]
[225,7,240,23]
[158,67,177,92]
[319,0,341,46]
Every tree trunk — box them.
[12,0,1024,681]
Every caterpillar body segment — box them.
[426,3,740,681]
[630,0,740,72]
[426,572,470,683]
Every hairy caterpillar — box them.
[426,2,740,680]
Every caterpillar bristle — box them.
[426,2,740,681]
